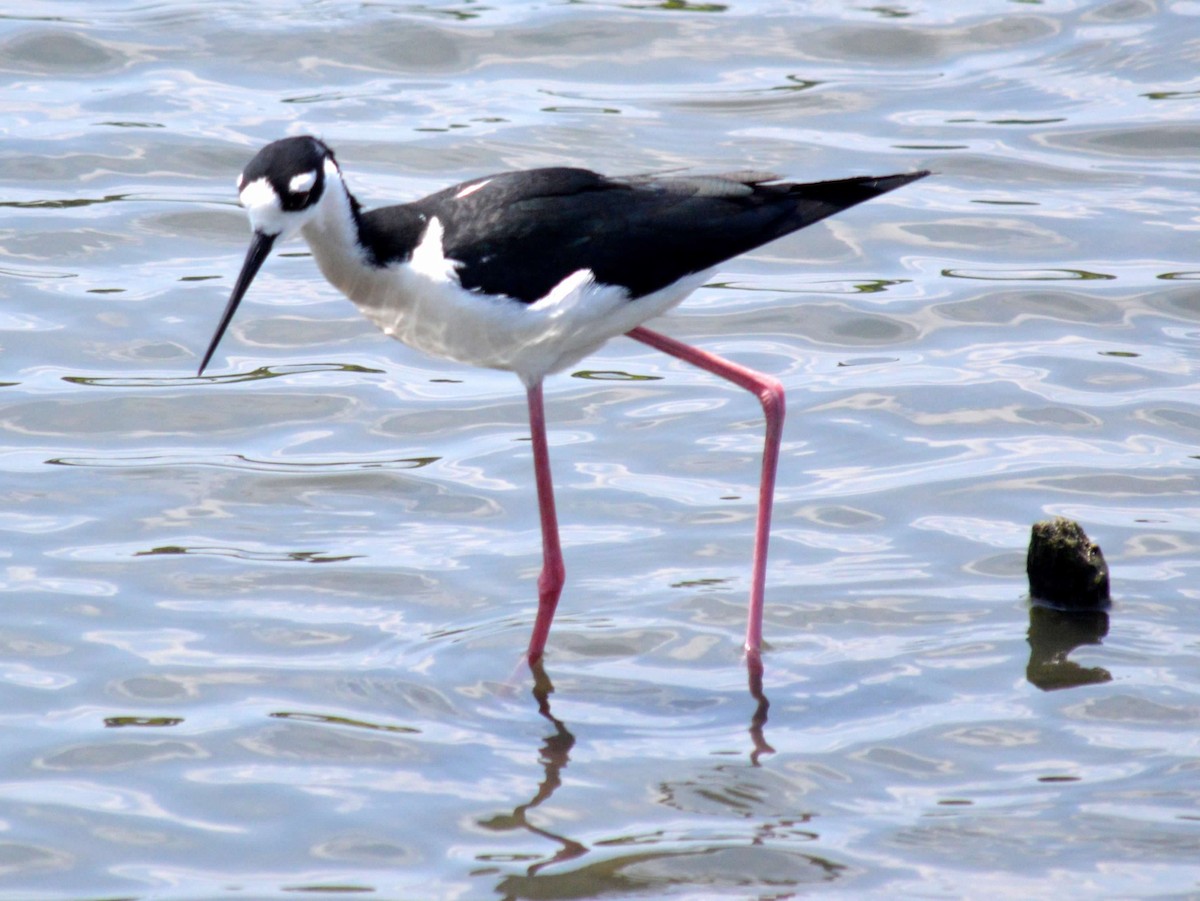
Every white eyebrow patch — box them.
[239,176,281,211]
[289,169,317,194]
[454,179,491,200]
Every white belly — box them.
[306,218,712,385]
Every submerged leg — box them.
[626,326,785,654]
[524,380,566,665]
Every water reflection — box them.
[1025,604,1112,691]
[63,361,383,388]
[495,844,845,899]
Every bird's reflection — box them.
[479,659,585,876]
[746,649,775,764]
[481,654,775,890]
[1026,603,1112,691]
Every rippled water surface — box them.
[3,1,1200,898]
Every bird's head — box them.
[237,135,334,241]
[198,135,338,375]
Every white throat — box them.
[299,159,371,297]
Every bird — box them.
[198,135,927,666]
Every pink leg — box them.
[626,326,784,654]
[525,381,566,665]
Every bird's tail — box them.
[776,169,930,235]
[790,170,931,207]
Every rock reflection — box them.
[1025,604,1112,691]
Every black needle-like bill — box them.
[197,231,277,376]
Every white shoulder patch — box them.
[409,217,459,283]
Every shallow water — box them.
[2,1,1200,898]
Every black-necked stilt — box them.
[199,135,927,666]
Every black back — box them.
[353,164,928,303]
